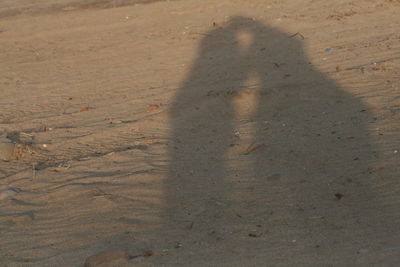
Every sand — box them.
[1,0,400,266]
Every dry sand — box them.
[1,0,400,266]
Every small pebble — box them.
[174,241,183,248]
[0,141,15,161]
[357,248,369,254]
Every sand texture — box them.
[1,0,400,266]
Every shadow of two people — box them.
[163,16,383,260]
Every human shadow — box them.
[164,16,390,263]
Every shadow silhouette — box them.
[164,16,389,263]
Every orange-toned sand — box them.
[1,0,400,265]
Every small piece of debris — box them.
[143,250,154,257]
[79,106,90,112]
[357,248,369,254]
[174,242,183,248]
[336,65,344,72]
[147,105,159,112]
[289,32,305,39]
[52,162,71,172]
[144,139,160,145]
[243,142,265,155]
[248,232,262,238]
[334,193,344,200]
[19,132,34,144]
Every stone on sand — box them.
[0,138,15,161]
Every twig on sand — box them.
[289,32,305,40]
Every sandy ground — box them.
[1,0,400,266]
